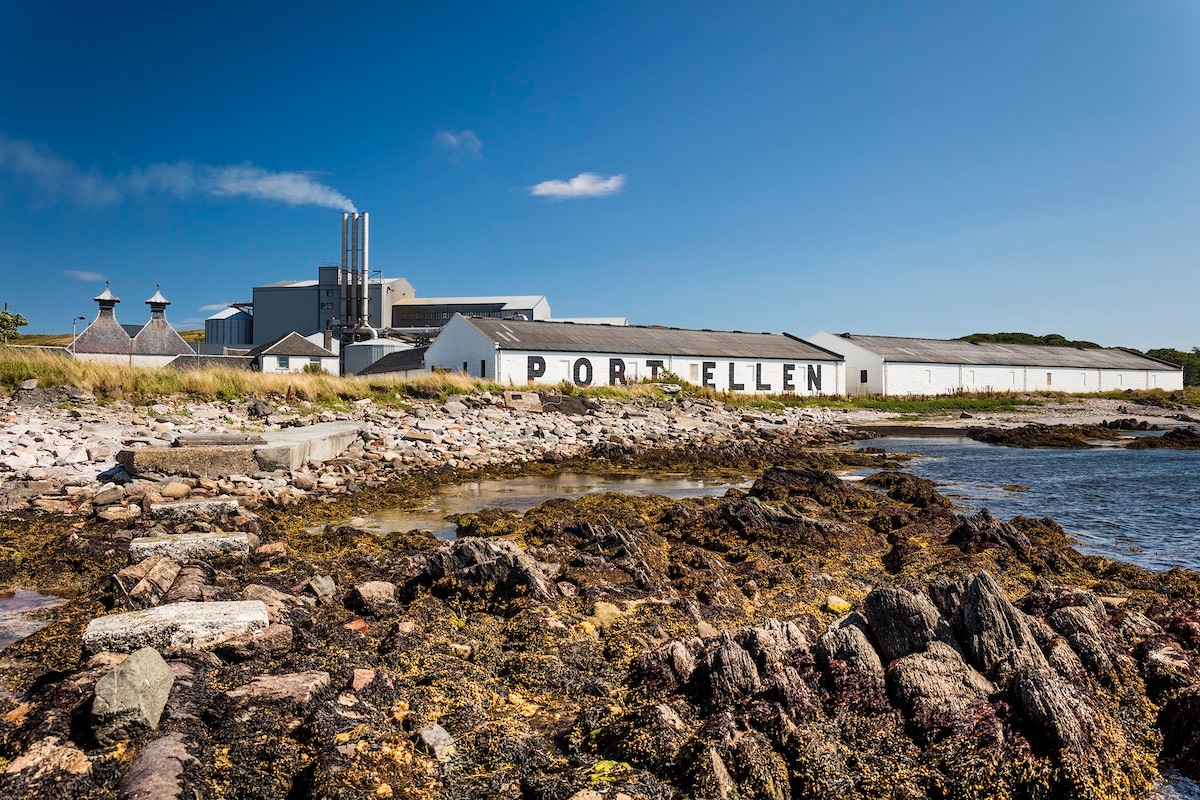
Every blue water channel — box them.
[854,436,1200,573]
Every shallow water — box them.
[351,473,751,539]
[855,436,1200,573]
[0,589,66,649]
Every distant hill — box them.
[960,332,1198,386]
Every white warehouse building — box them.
[807,332,1184,396]
[427,315,845,394]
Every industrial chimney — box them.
[339,212,374,341]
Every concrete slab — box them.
[128,532,258,564]
[173,433,267,447]
[148,498,239,521]
[118,422,361,478]
[253,421,363,472]
[118,446,257,479]
[83,600,269,653]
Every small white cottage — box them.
[426,315,844,394]
[807,331,1184,396]
[246,332,339,375]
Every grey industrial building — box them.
[204,213,626,375]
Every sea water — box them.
[854,436,1200,572]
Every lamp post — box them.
[70,316,85,354]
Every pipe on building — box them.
[341,213,350,324]
[360,211,370,324]
[349,212,360,326]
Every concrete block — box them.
[253,422,363,472]
[148,498,239,521]
[83,600,269,653]
[91,647,175,745]
[118,446,257,479]
[128,532,258,564]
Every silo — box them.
[343,338,411,376]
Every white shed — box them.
[246,332,339,375]
[427,315,844,394]
[807,332,1184,396]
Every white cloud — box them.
[199,302,232,311]
[529,172,626,200]
[0,132,356,212]
[64,270,105,282]
[434,130,483,159]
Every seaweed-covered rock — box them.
[863,471,952,509]
[862,586,959,664]
[888,642,995,741]
[948,571,1047,682]
[708,631,762,700]
[411,537,561,605]
[949,509,1031,557]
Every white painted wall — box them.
[495,350,841,394]
[425,316,498,377]
[882,362,1182,395]
[806,332,882,396]
[426,318,844,394]
[258,355,339,374]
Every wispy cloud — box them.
[0,132,356,212]
[433,130,483,160]
[199,302,232,312]
[64,270,106,282]
[529,172,625,200]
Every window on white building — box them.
[278,356,290,369]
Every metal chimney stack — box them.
[360,212,369,324]
[340,213,350,323]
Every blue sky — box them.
[1,1,1198,349]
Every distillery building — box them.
[426,315,844,394]
[806,332,1184,396]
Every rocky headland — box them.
[2,385,1200,799]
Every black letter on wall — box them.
[609,358,627,386]
[573,358,593,386]
[755,363,771,391]
[807,365,822,392]
[702,362,716,388]
[527,356,546,383]
[728,362,745,391]
[782,364,795,392]
[647,359,664,380]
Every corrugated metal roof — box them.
[392,296,546,308]
[461,317,842,360]
[246,332,336,358]
[357,346,428,376]
[833,333,1179,370]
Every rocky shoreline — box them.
[3,387,1200,799]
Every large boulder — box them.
[90,647,175,745]
[83,600,269,653]
[413,537,561,604]
[862,587,960,664]
[708,631,762,699]
[944,571,1047,682]
[888,642,995,740]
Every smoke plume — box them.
[0,133,356,212]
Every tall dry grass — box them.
[3,345,1196,410]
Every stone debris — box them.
[117,733,198,800]
[82,600,270,653]
[127,531,258,563]
[0,392,847,514]
[90,647,175,745]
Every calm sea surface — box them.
[854,436,1200,573]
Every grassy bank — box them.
[1,344,1196,411]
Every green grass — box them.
[2,344,1195,412]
